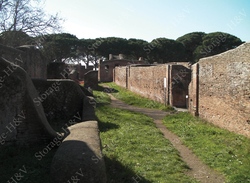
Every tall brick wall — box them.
[114,64,191,107]
[99,59,144,82]
[188,63,199,116]
[189,42,250,137]
[128,65,168,103]
[114,67,127,88]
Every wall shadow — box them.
[51,140,106,183]
[104,156,152,183]
[95,84,119,93]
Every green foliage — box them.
[41,33,79,62]
[93,90,111,106]
[96,104,197,182]
[147,38,188,63]
[35,31,244,64]
[193,32,243,62]
[95,37,128,58]
[177,32,243,63]
[0,31,34,47]
[126,38,148,60]
[176,32,206,62]
[163,112,250,183]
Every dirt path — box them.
[108,94,225,183]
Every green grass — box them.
[101,82,174,111]
[95,93,197,183]
[93,89,111,106]
[163,112,250,183]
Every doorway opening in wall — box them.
[105,65,109,72]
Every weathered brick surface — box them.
[114,63,191,107]
[188,63,199,115]
[99,59,143,82]
[114,66,127,88]
[190,43,250,137]
[128,65,167,103]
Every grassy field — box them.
[163,112,250,183]
[100,82,174,111]
[95,84,250,182]
[94,90,197,183]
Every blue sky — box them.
[44,0,250,42]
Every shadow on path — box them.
[108,94,225,183]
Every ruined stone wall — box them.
[114,66,127,88]
[32,79,86,126]
[0,58,57,146]
[47,63,92,81]
[0,44,47,79]
[84,70,98,89]
[191,43,250,137]
[0,57,96,145]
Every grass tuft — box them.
[163,112,250,183]
[100,82,174,111]
[95,93,197,182]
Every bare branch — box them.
[0,0,63,37]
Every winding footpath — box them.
[108,94,225,183]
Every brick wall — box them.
[114,64,191,107]
[114,66,127,88]
[189,42,250,137]
[188,63,199,116]
[99,59,144,82]
[128,65,168,103]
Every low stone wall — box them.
[0,57,107,181]
[32,79,85,125]
[47,62,93,81]
[0,44,47,79]
[0,57,57,146]
[50,121,107,183]
[84,70,98,89]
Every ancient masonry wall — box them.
[0,44,47,79]
[113,66,127,88]
[114,64,191,108]
[114,43,250,137]
[128,65,168,104]
[189,42,250,137]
